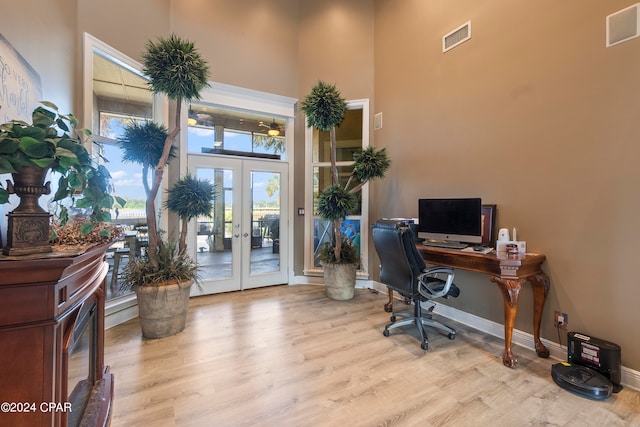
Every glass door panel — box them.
[193,159,241,294]
[196,167,234,279]
[248,171,281,275]
[242,161,288,289]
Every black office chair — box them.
[372,219,460,350]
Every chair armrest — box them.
[417,267,455,299]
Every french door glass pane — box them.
[249,171,281,275]
[196,167,233,279]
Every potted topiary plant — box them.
[0,101,121,255]
[120,173,216,338]
[301,81,391,300]
[116,33,211,338]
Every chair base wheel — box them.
[448,332,456,340]
[389,315,396,322]
[421,342,429,350]
[383,329,390,337]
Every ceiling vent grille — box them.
[607,3,640,47]
[443,21,471,53]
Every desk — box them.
[412,246,550,368]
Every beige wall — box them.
[2,0,77,112]
[2,0,638,371]
[295,0,375,276]
[76,0,300,102]
[373,0,640,370]
[298,0,374,100]
[0,0,78,231]
[77,0,171,65]
[170,0,300,97]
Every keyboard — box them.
[422,241,469,249]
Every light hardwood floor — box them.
[105,285,640,426]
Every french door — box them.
[188,155,288,295]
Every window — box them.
[188,126,216,154]
[84,33,158,304]
[95,112,149,222]
[304,100,370,276]
[187,105,286,159]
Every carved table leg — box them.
[491,276,525,368]
[384,288,393,312]
[530,272,551,358]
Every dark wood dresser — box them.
[0,244,113,427]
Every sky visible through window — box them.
[102,143,144,200]
[188,127,272,154]
[104,127,278,207]
[100,124,279,209]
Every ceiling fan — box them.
[259,119,282,136]
[188,110,215,126]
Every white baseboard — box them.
[105,295,138,329]
[369,281,640,391]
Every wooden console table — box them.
[0,244,113,427]
[414,246,550,368]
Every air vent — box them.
[607,3,640,47]
[443,21,471,53]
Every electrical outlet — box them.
[554,310,568,330]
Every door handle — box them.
[243,233,249,237]
[234,234,239,238]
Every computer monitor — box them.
[417,198,483,244]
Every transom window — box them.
[187,106,286,159]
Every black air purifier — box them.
[551,332,622,400]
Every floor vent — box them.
[607,3,640,47]
[443,21,471,53]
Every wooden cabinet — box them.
[0,244,113,427]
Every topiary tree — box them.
[302,81,390,264]
[136,33,210,269]
[165,173,217,255]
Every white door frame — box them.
[178,82,297,291]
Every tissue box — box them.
[496,240,526,254]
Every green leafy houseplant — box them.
[0,102,121,242]
[301,81,391,265]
